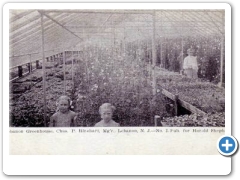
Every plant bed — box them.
[161,112,225,127]
[156,72,225,113]
[9,65,75,127]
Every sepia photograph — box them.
[3,2,234,175]
[9,9,225,128]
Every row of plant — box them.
[10,64,74,127]
[161,112,225,127]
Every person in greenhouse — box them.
[177,52,184,73]
[182,48,198,79]
[49,95,77,127]
[94,103,120,127]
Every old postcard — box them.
[3,2,231,175]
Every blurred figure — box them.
[183,48,198,79]
[177,52,184,74]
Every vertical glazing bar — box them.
[123,25,126,84]
[220,12,224,87]
[160,11,163,68]
[174,95,178,116]
[123,24,126,57]
[220,36,224,87]
[72,51,74,81]
[152,11,157,96]
[181,11,184,73]
[41,14,47,127]
[29,54,32,73]
[63,50,66,94]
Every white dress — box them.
[94,120,120,127]
[183,56,198,79]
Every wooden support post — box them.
[29,54,32,73]
[77,51,79,63]
[71,51,74,81]
[160,38,163,68]
[40,13,47,127]
[97,44,99,61]
[219,11,225,87]
[154,115,162,127]
[27,63,31,73]
[111,20,115,75]
[220,35,224,87]
[154,115,158,127]
[59,53,62,64]
[36,60,40,69]
[181,11,184,72]
[174,95,178,116]
[111,19,114,57]
[149,11,157,125]
[18,66,23,77]
[181,37,184,71]
[152,11,157,96]
[137,35,139,60]
[85,50,90,92]
[63,51,66,95]
[160,11,163,68]
[123,24,126,57]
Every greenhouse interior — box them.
[9,9,225,127]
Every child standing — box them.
[183,48,198,79]
[94,103,120,127]
[49,95,77,127]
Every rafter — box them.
[9,9,225,59]
[10,12,80,47]
[205,11,224,35]
[41,9,154,14]
[10,12,66,40]
[10,10,35,23]
[10,13,41,33]
[38,10,83,41]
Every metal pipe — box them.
[63,51,66,94]
[220,35,224,87]
[152,11,157,96]
[71,51,74,81]
[41,14,47,127]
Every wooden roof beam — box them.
[38,10,83,41]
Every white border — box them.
[3,3,231,175]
